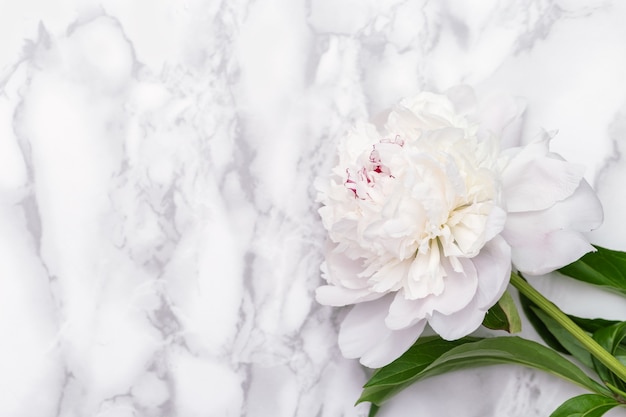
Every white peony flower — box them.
[317,90,603,368]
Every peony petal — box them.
[405,244,445,299]
[470,235,512,310]
[503,180,603,274]
[338,296,392,359]
[370,259,411,293]
[428,297,485,340]
[551,179,604,231]
[338,122,381,168]
[449,214,485,254]
[503,181,603,241]
[391,258,478,325]
[484,206,507,242]
[360,323,425,368]
[417,237,510,340]
[509,230,594,276]
[425,258,478,316]
[338,296,424,367]
[501,140,585,213]
[322,248,368,290]
[385,292,427,330]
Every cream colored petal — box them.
[501,141,585,213]
[338,296,425,368]
[503,180,603,274]
[428,297,485,341]
[470,235,512,310]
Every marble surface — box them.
[2,1,626,416]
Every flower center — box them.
[342,134,500,299]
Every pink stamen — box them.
[344,137,403,198]
[345,169,358,197]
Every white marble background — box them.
[2,1,626,416]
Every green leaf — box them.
[482,290,522,333]
[592,321,626,393]
[559,245,626,296]
[570,317,620,334]
[593,322,626,355]
[359,336,610,406]
[358,336,475,403]
[549,394,621,417]
[415,337,607,393]
[530,306,594,369]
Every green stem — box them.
[510,272,626,384]
[605,382,626,403]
